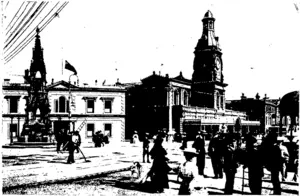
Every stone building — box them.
[2,30,126,145]
[226,93,279,135]
[122,10,260,140]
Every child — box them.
[178,147,207,195]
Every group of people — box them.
[138,127,299,195]
[55,128,82,164]
[92,130,109,147]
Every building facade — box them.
[122,10,260,140]
[226,93,279,135]
[2,79,126,145]
[2,29,126,145]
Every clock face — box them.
[215,58,221,80]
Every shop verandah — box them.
[179,106,260,140]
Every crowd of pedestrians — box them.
[134,126,299,195]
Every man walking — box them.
[223,135,239,194]
[192,130,206,176]
[243,133,264,194]
[208,129,224,179]
[55,128,64,153]
[67,131,80,164]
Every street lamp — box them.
[68,74,79,133]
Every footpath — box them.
[2,141,299,195]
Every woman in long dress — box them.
[149,136,171,193]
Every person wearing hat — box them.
[261,135,283,194]
[243,134,264,194]
[223,135,240,194]
[192,130,206,176]
[143,132,151,163]
[208,128,224,179]
[178,147,206,195]
[149,136,171,193]
[132,131,139,144]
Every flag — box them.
[65,60,77,75]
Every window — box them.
[216,93,220,109]
[104,100,112,113]
[54,96,69,113]
[174,90,179,105]
[87,123,94,137]
[184,91,189,106]
[9,98,18,113]
[104,123,112,137]
[220,96,224,109]
[87,99,95,113]
[9,124,18,138]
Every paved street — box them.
[2,141,299,195]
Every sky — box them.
[2,0,300,100]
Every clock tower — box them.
[191,10,227,110]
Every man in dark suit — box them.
[192,130,206,176]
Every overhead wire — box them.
[4,2,47,53]
[5,1,36,44]
[6,1,30,35]
[4,2,69,64]
[5,2,24,31]
[4,2,61,61]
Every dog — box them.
[130,161,142,179]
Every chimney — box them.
[166,74,169,78]
[51,78,54,84]
[153,71,156,75]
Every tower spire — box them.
[29,27,47,83]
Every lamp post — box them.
[68,74,79,133]
[168,83,173,135]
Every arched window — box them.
[59,96,66,112]
[220,95,224,109]
[216,92,220,109]
[174,90,179,105]
[184,91,189,106]
[54,96,69,113]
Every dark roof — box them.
[171,71,191,85]
[204,10,214,18]
[279,91,299,116]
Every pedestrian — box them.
[67,131,80,164]
[178,147,205,195]
[93,131,100,147]
[277,137,289,182]
[223,134,239,194]
[132,131,139,144]
[192,130,206,176]
[73,131,81,153]
[208,129,224,179]
[55,128,64,153]
[143,132,151,163]
[262,135,282,195]
[180,132,188,150]
[243,134,264,194]
[149,136,171,193]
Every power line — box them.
[4,2,61,60]
[6,2,30,36]
[5,2,69,64]
[4,2,47,53]
[5,2,24,31]
[5,1,36,43]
